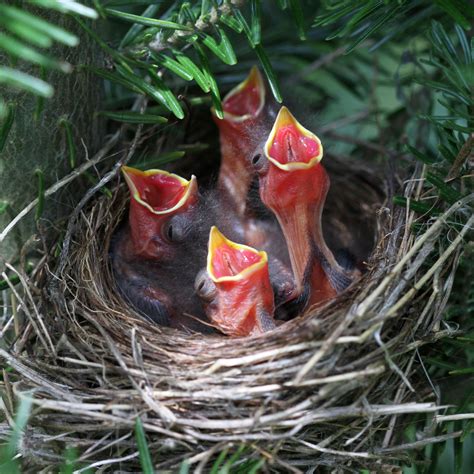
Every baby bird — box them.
[194,227,276,337]
[250,107,356,310]
[213,66,273,219]
[111,166,212,331]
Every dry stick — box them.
[76,451,139,473]
[86,314,177,425]
[5,262,55,354]
[384,213,474,318]
[356,194,474,318]
[293,310,357,384]
[203,336,362,374]
[0,348,78,402]
[376,430,464,454]
[1,271,51,353]
[436,414,474,422]
[55,124,143,279]
[298,439,382,460]
[0,130,122,246]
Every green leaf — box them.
[0,103,15,154]
[232,7,255,48]
[345,5,405,54]
[0,16,52,48]
[433,0,472,30]
[449,367,474,375]
[179,461,190,474]
[85,66,142,93]
[173,50,210,92]
[288,0,306,40]
[98,111,168,124]
[120,4,161,48]
[105,8,191,31]
[0,67,53,97]
[29,0,98,19]
[254,44,282,103]
[209,447,229,474]
[220,14,244,33]
[250,0,262,45]
[150,52,194,81]
[393,196,442,216]
[135,418,153,474]
[425,171,464,204]
[147,70,185,119]
[7,394,34,460]
[0,5,79,46]
[406,144,436,165]
[0,272,21,291]
[194,43,223,118]
[198,26,237,65]
[0,34,70,72]
[220,445,247,473]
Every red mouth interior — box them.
[130,173,186,211]
[268,124,320,165]
[223,79,262,117]
[212,242,261,278]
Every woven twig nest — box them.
[3,149,470,472]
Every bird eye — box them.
[167,224,174,241]
[194,270,216,302]
[251,153,268,174]
[163,215,191,243]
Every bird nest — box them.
[1,149,469,472]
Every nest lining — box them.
[1,152,470,472]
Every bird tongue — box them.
[269,124,321,166]
[208,227,263,280]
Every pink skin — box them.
[121,167,198,261]
[254,108,353,307]
[195,227,276,337]
[212,67,267,219]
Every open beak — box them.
[257,107,329,296]
[122,166,198,258]
[219,66,266,122]
[201,226,275,336]
[213,67,267,218]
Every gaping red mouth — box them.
[122,167,195,214]
[269,124,321,166]
[264,107,323,170]
[221,67,265,120]
[207,227,266,281]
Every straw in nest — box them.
[0,129,472,472]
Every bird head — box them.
[250,106,329,289]
[194,226,275,337]
[122,166,198,260]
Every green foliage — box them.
[79,0,313,120]
[314,0,472,52]
[0,394,33,473]
[135,417,154,473]
[0,0,97,119]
